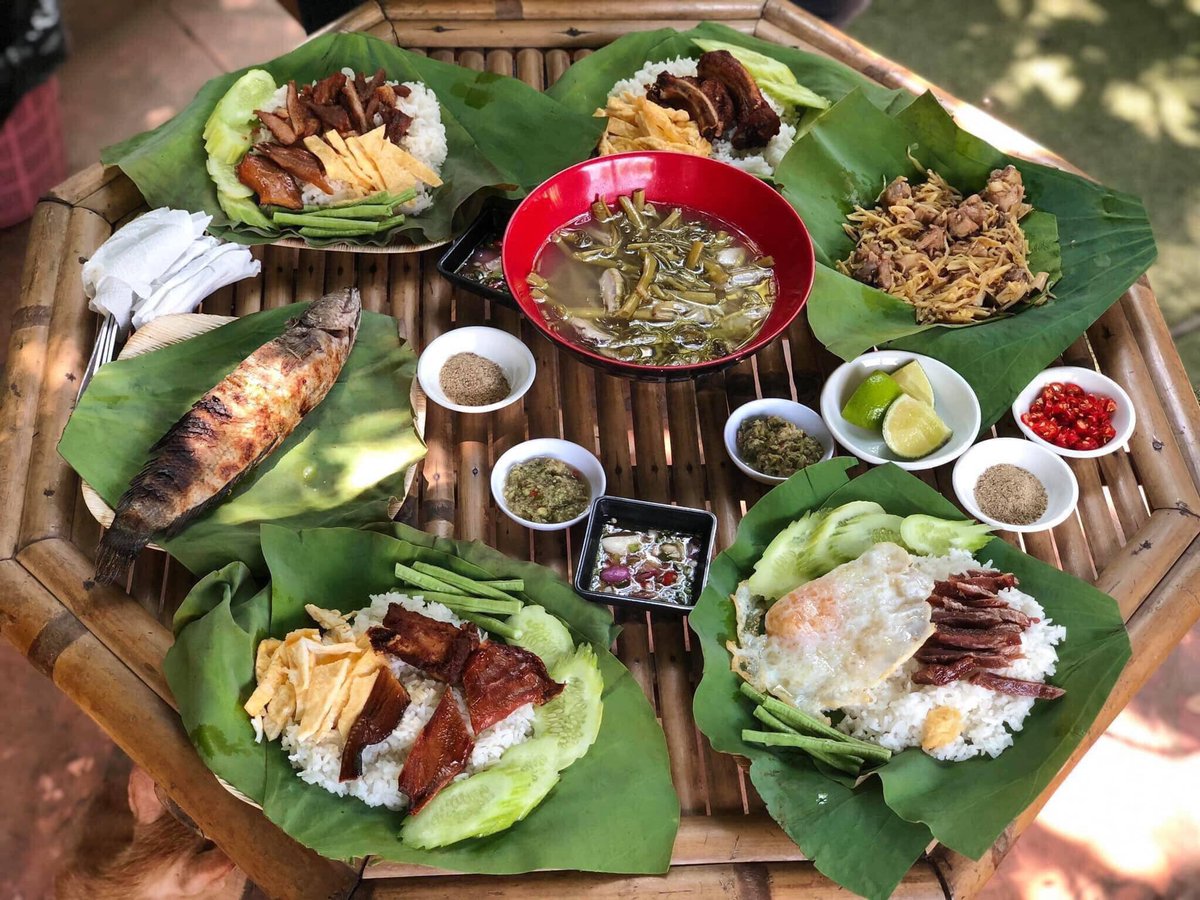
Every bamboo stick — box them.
[378,0,767,19]
[76,173,147,225]
[294,249,327,304]
[1087,302,1200,515]
[364,812,804,878]
[311,1,386,38]
[234,247,266,315]
[1094,508,1199,620]
[419,256,455,538]
[128,542,171,623]
[0,202,69,558]
[1097,451,1150,536]
[324,251,358,292]
[1068,455,1123,560]
[200,282,235,316]
[19,207,110,548]
[18,537,174,704]
[356,251,390,315]
[0,560,358,900]
[388,253,421,347]
[390,19,755,49]
[935,536,1200,897]
[46,163,124,205]
[262,245,297,309]
[357,859,943,898]
[1120,277,1200,484]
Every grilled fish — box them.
[94,288,362,584]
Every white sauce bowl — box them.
[723,398,835,484]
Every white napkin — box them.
[82,208,260,329]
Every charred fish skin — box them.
[93,288,362,584]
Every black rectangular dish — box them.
[436,199,518,308]
[574,496,718,614]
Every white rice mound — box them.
[257,73,447,214]
[607,57,797,177]
[835,549,1068,762]
[278,591,534,812]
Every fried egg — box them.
[731,542,935,715]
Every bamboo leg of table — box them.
[0,558,359,900]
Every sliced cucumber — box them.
[203,120,252,166]
[206,156,253,199]
[827,511,905,561]
[206,69,277,138]
[746,510,824,600]
[215,191,275,231]
[400,738,560,849]
[534,644,603,769]
[509,606,574,671]
[900,514,993,556]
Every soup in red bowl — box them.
[502,152,815,380]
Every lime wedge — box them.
[841,372,904,429]
[882,395,952,459]
[890,361,935,406]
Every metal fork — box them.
[77,314,126,400]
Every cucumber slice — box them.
[400,737,560,849]
[216,191,275,231]
[206,157,253,199]
[206,69,277,137]
[746,510,823,600]
[534,644,603,769]
[509,606,574,671]
[900,514,993,555]
[827,511,905,562]
[203,120,252,166]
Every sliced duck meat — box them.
[338,667,411,782]
[368,605,480,683]
[912,657,985,686]
[461,641,564,733]
[235,154,302,209]
[397,690,473,814]
[379,106,412,144]
[697,49,780,149]
[256,109,297,146]
[255,143,332,194]
[968,671,1066,699]
[646,72,726,139]
[285,80,305,135]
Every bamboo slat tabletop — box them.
[2,2,1199,898]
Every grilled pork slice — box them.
[369,606,480,683]
[256,108,297,146]
[339,667,411,782]
[461,641,564,733]
[235,154,302,209]
[94,289,361,584]
[255,143,332,194]
[398,690,474,814]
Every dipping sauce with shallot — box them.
[589,523,701,605]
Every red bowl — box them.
[502,151,815,380]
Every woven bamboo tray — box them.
[3,3,1199,898]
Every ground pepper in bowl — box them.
[736,415,824,478]
[439,352,511,407]
[503,457,591,524]
[974,463,1048,525]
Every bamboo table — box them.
[3,3,1199,897]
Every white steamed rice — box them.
[834,549,1067,762]
[607,57,797,177]
[271,591,534,811]
[258,72,447,215]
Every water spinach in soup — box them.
[527,188,776,366]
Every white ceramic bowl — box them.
[417,326,536,414]
[819,350,980,471]
[952,438,1079,532]
[1011,366,1135,458]
[491,438,606,531]
[723,398,835,484]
